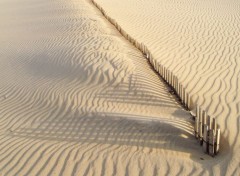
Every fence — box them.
[195,106,221,156]
[91,0,221,156]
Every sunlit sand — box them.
[0,0,239,175]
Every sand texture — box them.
[94,0,240,175]
[0,0,239,175]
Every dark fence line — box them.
[91,0,220,156]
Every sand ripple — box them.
[94,0,240,175]
[0,0,228,175]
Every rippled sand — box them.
[94,0,240,175]
[0,0,237,175]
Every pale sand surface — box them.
[0,0,237,175]
[95,0,240,175]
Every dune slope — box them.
[94,0,240,175]
[0,0,235,175]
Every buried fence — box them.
[91,0,221,156]
[195,106,221,156]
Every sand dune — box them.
[94,0,240,175]
[0,0,218,175]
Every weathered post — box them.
[146,51,149,59]
[207,115,212,130]
[176,76,178,91]
[159,65,162,75]
[195,113,199,138]
[189,95,194,110]
[215,128,220,154]
[178,84,181,98]
[183,88,186,105]
[143,45,146,55]
[179,84,182,99]
[162,67,165,79]
[181,85,184,101]
[169,71,172,85]
[135,41,138,49]
[203,111,207,126]
[212,118,217,132]
[164,68,167,80]
[198,108,203,144]
[149,53,152,62]
[209,129,215,156]
[170,72,172,86]
[185,92,189,109]
[182,87,185,104]
[166,69,169,83]
[140,43,143,52]
[179,83,182,98]
[177,79,180,97]
[154,59,157,69]
[203,124,209,153]
[175,79,178,95]
[173,75,176,90]
[165,68,168,81]
[168,70,171,84]
[168,71,170,84]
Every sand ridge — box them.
[94,0,240,175]
[0,0,220,175]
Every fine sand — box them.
[0,0,238,175]
[94,0,240,175]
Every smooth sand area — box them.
[0,0,237,175]
[95,0,240,175]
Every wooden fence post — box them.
[189,94,194,110]
[146,52,149,59]
[167,71,170,84]
[162,67,165,78]
[215,128,220,154]
[175,76,178,90]
[209,129,215,156]
[187,93,193,110]
[185,93,189,108]
[165,69,168,83]
[179,84,182,99]
[203,124,209,153]
[207,115,212,130]
[182,87,185,104]
[168,70,170,84]
[182,87,185,105]
[173,75,176,90]
[149,53,152,62]
[178,84,181,98]
[199,108,203,144]
[154,59,157,69]
[165,69,168,81]
[170,71,172,85]
[183,87,185,104]
[177,79,180,96]
[196,105,199,119]
[212,118,217,133]
[175,77,178,94]
[195,112,199,138]
[159,65,162,75]
[203,110,207,126]
[162,67,165,79]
